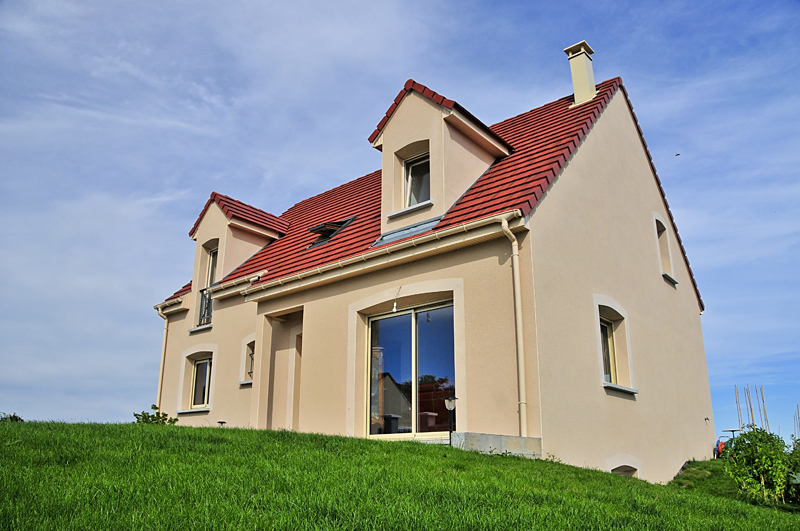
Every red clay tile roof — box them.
[167,78,703,311]
[368,79,511,153]
[165,281,192,302]
[189,192,289,238]
[221,170,382,284]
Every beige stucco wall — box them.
[253,238,524,440]
[159,295,257,427]
[377,92,496,233]
[159,202,271,427]
[526,90,714,483]
[160,233,528,439]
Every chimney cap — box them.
[564,40,595,58]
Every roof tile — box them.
[189,192,288,238]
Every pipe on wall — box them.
[501,219,528,438]
[155,308,170,410]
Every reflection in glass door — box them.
[369,303,455,435]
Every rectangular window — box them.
[198,248,218,326]
[655,220,672,274]
[600,318,617,384]
[192,358,212,407]
[369,303,455,435]
[405,154,430,207]
[246,341,255,381]
[207,248,218,287]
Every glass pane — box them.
[369,314,412,434]
[208,249,218,285]
[408,160,430,206]
[193,360,210,406]
[416,306,455,433]
[600,322,614,383]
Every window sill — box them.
[239,380,253,386]
[662,272,679,285]
[603,382,639,395]
[387,200,433,219]
[188,324,212,334]
[176,408,210,414]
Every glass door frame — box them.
[366,299,454,439]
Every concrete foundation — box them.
[452,432,542,459]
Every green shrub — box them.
[723,426,788,505]
[133,404,178,425]
[0,412,24,422]
[788,437,800,502]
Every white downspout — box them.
[156,308,169,410]
[501,219,528,438]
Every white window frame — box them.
[599,317,617,384]
[404,152,430,208]
[206,247,219,287]
[177,344,217,414]
[190,357,212,409]
[367,299,455,439]
[593,295,638,394]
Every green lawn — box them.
[1,423,798,530]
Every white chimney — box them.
[564,40,597,106]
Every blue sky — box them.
[1,1,798,441]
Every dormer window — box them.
[307,217,356,248]
[206,248,218,287]
[405,153,430,207]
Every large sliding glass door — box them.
[369,303,455,435]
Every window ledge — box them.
[176,408,210,414]
[603,382,639,395]
[662,272,679,285]
[387,200,433,219]
[238,380,253,386]
[188,324,212,334]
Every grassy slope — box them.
[668,459,742,500]
[1,423,798,530]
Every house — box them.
[153,41,714,483]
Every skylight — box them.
[307,217,356,248]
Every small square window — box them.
[405,154,430,207]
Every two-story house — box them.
[153,42,714,483]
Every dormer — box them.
[188,193,287,324]
[369,80,511,234]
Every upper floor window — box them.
[655,218,678,285]
[405,153,430,207]
[596,300,637,394]
[599,317,617,384]
[197,247,218,327]
[206,248,218,287]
